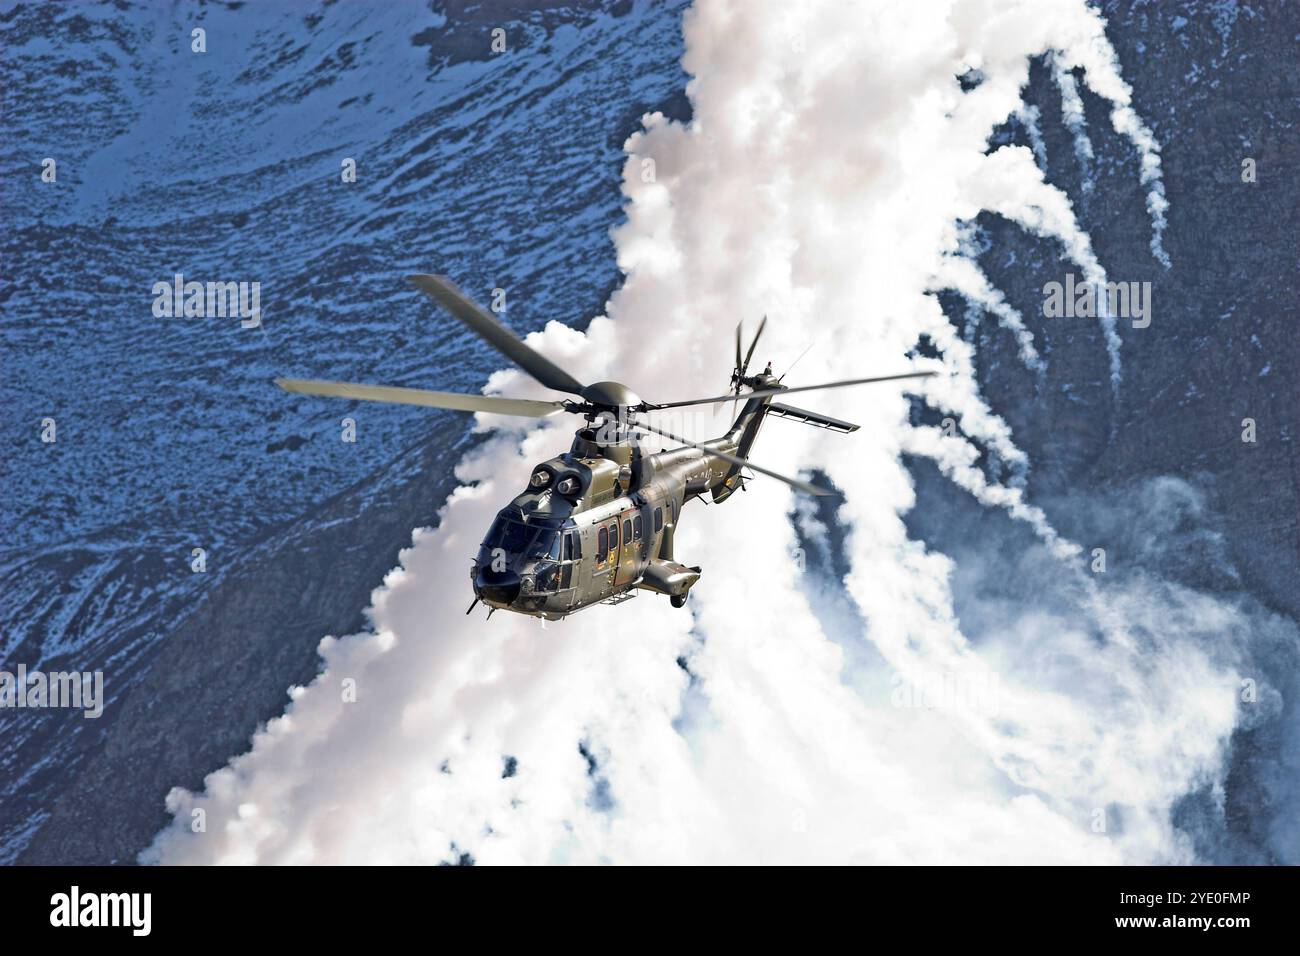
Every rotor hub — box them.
[579,380,642,409]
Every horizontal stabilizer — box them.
[766,401,859,433]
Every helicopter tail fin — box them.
[711,399,857,502]
[727,395,770,459]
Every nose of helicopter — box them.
[474,568,521,606]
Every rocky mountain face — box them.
[2,0,690,863]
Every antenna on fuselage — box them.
[778,342,813,383]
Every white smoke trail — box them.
[1049,21,1172,267]
[147,0,1241,865]
[1051,51,1097,189]
[1015,102,1048,167]
[932,251,1044,373]
[964,143,1122,388]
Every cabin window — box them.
[623,519,632,545]
[633,515,642,540]
[596,527,608,563]
[654,507,663,532]
[569,532,581,559]
[609,522,619,549]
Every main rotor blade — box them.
[628,416,834,497]
[734,321,743,373]
[651,370,938,410]
[408,274,586,397]
[275,378,566,417]
[742,314,767,375]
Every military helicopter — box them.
[276,276,934,620]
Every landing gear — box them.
[671,593,688,608]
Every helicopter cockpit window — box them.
[563,531,582,561]
[536,563,560,592]
[523,528,561,559]
[536,526,582,594]
[485,516,532,553]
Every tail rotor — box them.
[728,315,768,395]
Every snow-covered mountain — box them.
[1,0,690,862]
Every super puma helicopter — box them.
[276,275,934,620]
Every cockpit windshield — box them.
[527,530,562,559]
[484,517,563,559]
[484,516,533,553]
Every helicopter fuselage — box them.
[470,387,775,620]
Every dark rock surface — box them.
[3,0,689,864]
